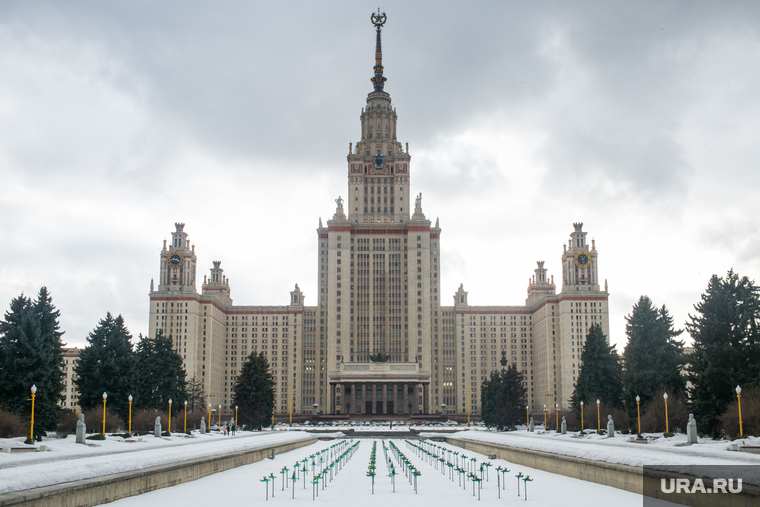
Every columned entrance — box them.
[327,362,431,416]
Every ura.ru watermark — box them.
[660,478,742,494]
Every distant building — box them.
[147,15,609,417]
[60,347,81,411]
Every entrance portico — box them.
[328,362,431,416]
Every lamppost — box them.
[102,392,107,436]
[29,385,37,442]
[128,395,133,435]
[736,386,743,437]
[211,407,217,430]
[543,404,547,428]
[635,396,641,435]
[663,393,669,435]
[235,405,238,429]
[596,399,600,432]
[208,402,212,432]
[218,404,222,427]
[580,401,584,431]
[525,405,529,428]
[555,403,559,431]
[168,399,172,433]
[184,400,187,433]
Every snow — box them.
[443,429,760,468]
[0,431,314,494]
[105,437,643,507]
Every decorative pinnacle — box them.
[370,9,388,92]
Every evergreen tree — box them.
[232,352,274,430]
[686,270,760,436]
[184,375,206,412]
[570,324,623,412]
[0,289,66,436]
[622,296,686,426]
[74,313,135,423]
[134,331,187,411]
[481,364,527,431]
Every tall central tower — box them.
[346,11,411,225]
[319,11,441,416]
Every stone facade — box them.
[60,347,81,411]
[147,20,609,416]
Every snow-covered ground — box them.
[443,429,760,468]
[0,431,314,494]
[105,437,643,507]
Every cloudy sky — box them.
[2,1,759,351]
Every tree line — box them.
[570,269,759,437]
[0,288,275,437]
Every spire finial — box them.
[370,9,388,92]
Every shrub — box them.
[0,408,25,438]
[57,409,79,436]
[131,409,172,433]
[639,389,689,434]
[719,386,760,439]
[79,408,125,434]
[575,402,629,433]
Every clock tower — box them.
[158,223,198,293]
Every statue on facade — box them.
[75,413,86,444]
[200,416,206,433]
[154,416,162,437]
[415,193,422,209]
[335,196,344,209]
[561,416,567,435]
[686,414,698,445]
[606,415,614,437]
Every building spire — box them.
[370,9,388,92]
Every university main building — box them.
[148,14,610,419]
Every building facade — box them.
[147,15,609,417]
[60,347,81,411]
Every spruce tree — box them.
[686,270,760,436]
[74,313,135,423]
[134,331,186,410]
[622,296,685,426]
[232,352,274,430]
[0,289,65,436]
[570,324,623,412]
[481,364,527,431]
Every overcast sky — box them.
[2,1,759,352]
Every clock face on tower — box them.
[168,251,184,268]
[574,251,590,268]
[373,154,385,169]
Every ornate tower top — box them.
[370,9,388,93]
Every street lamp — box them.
[128,395,133,435]
[635,396,641,436]
[596,399,600,432]
[736,386,743,437]
[235,405,238,429]
[208,402,212,432]
[184,400,187,433]
[102,392,107,436]
[663,393,669,435]
[168,399,172,433]
[525,405,529,428]
[555,403,559,432]
[218,404,222,427]
[543,404,547,428]
[29,385,37,442]
[580,401,584,431]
